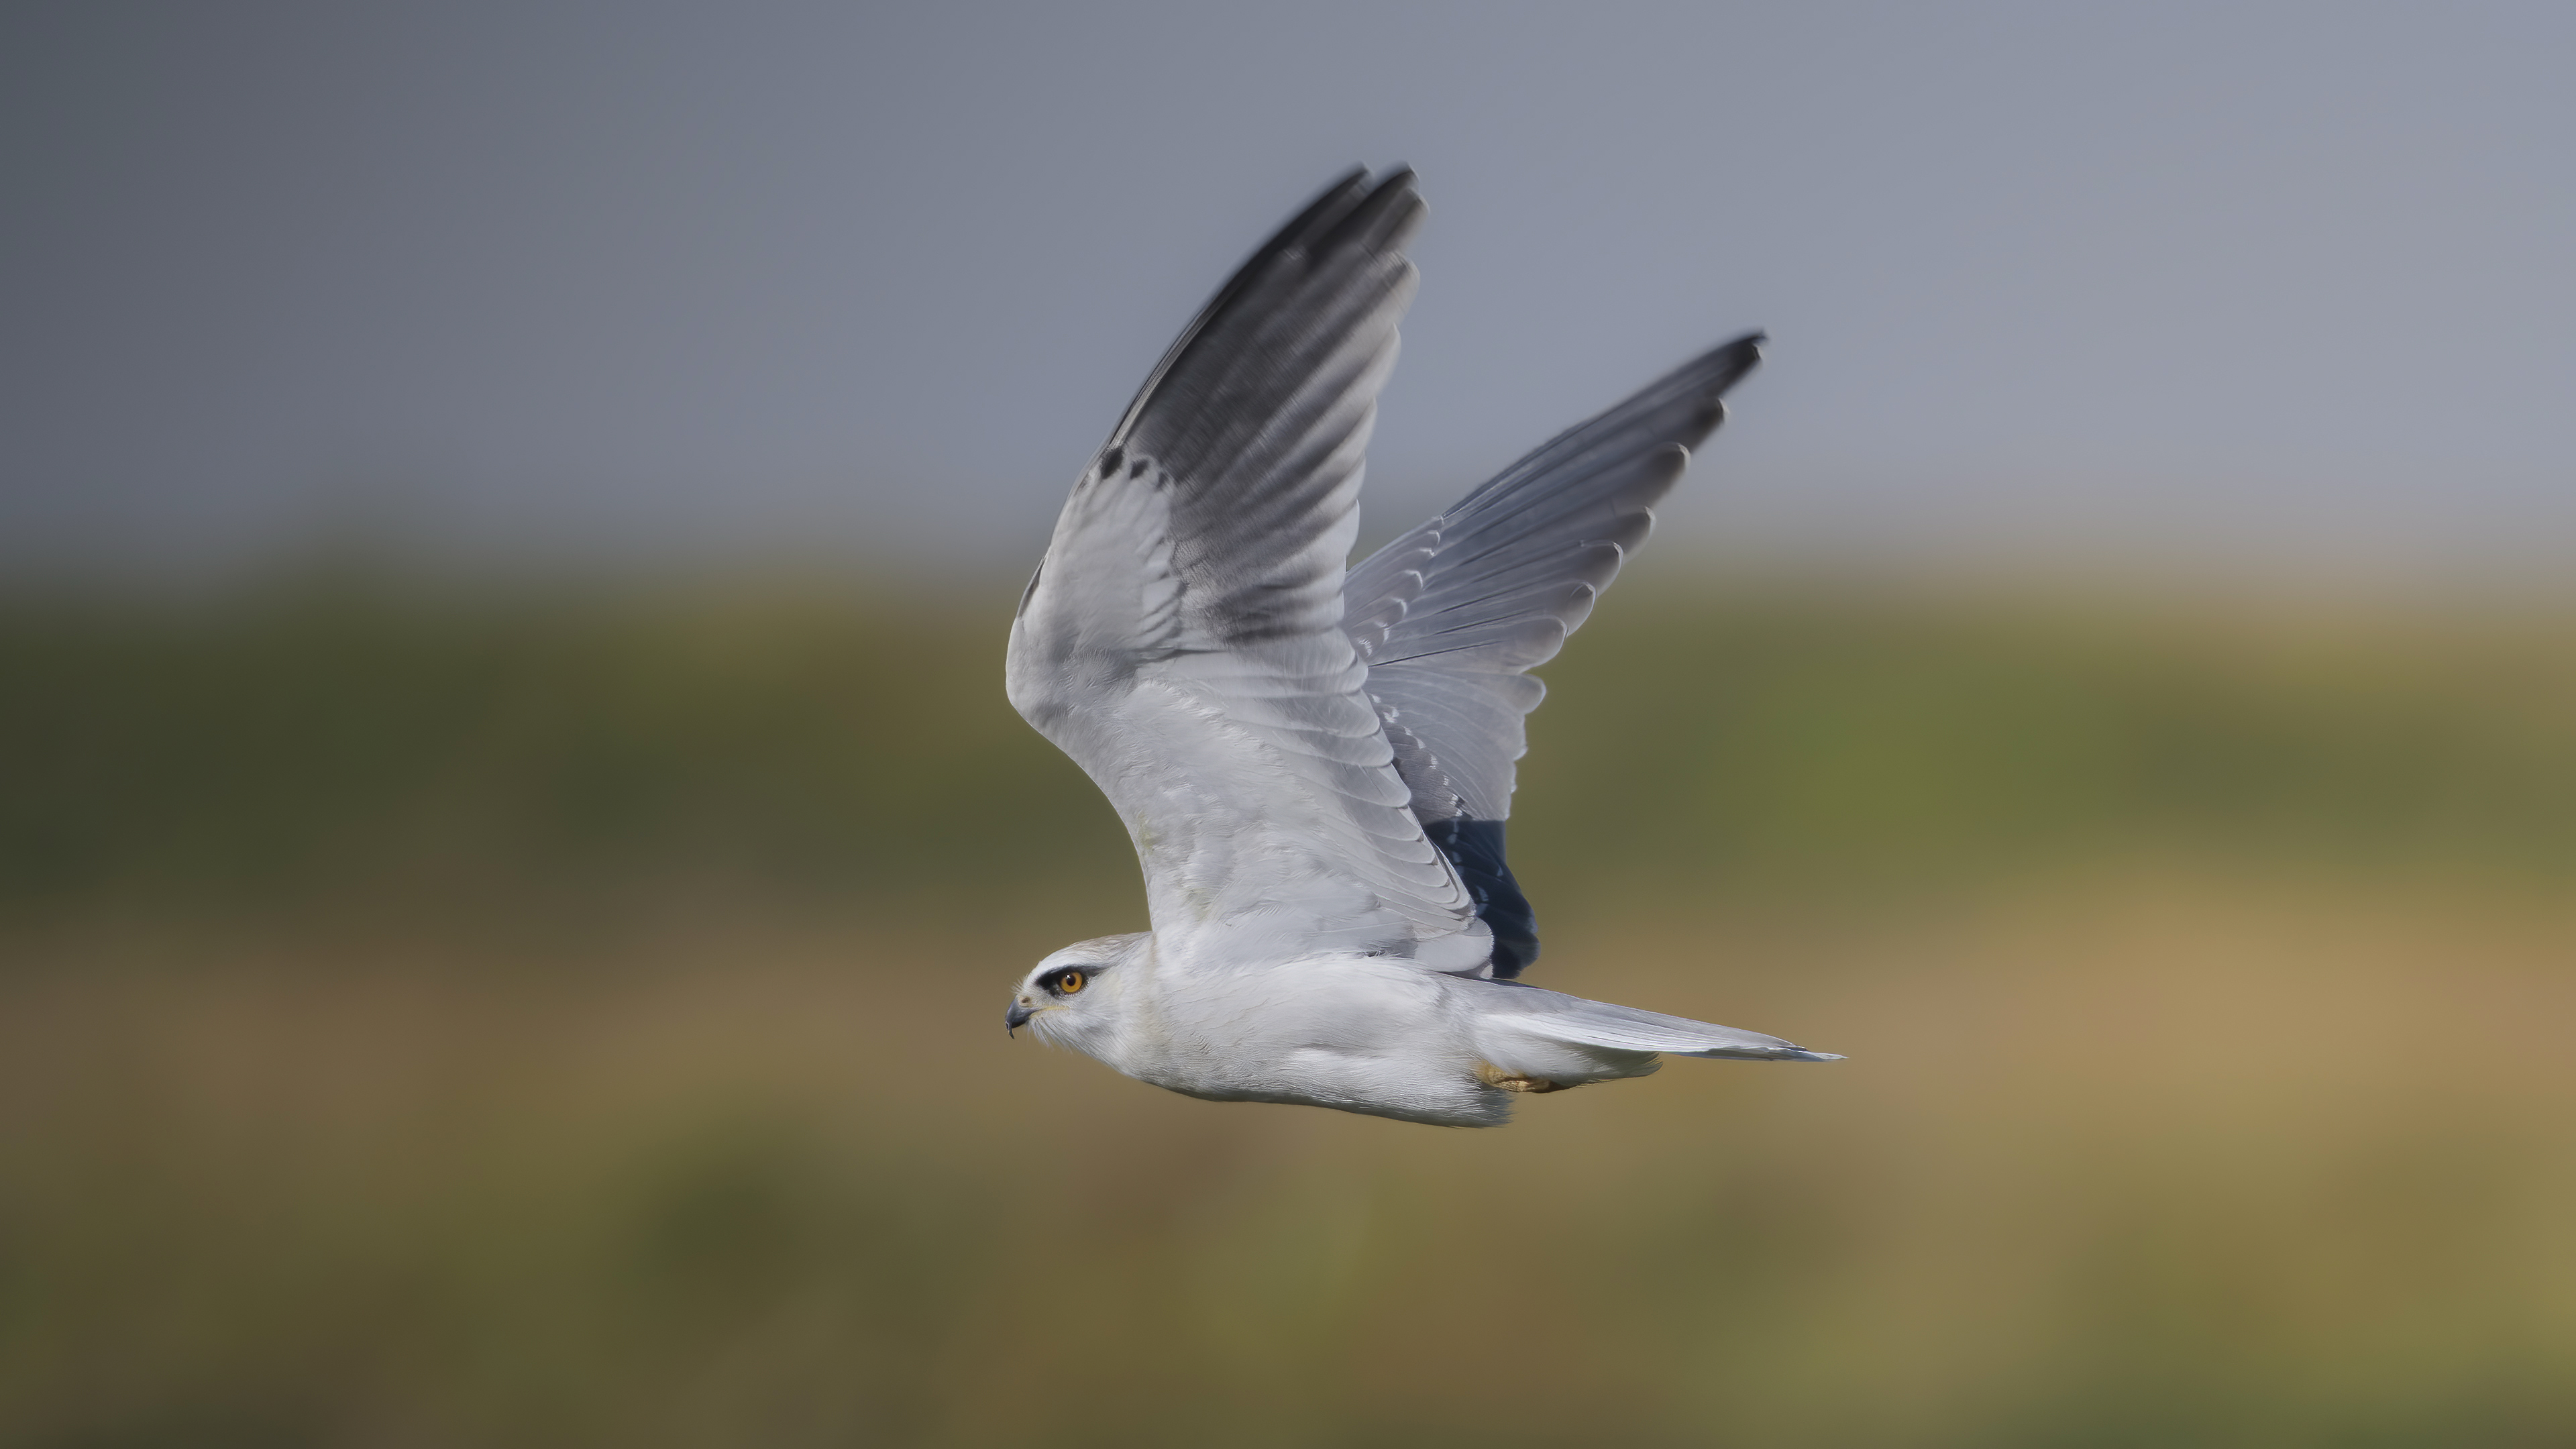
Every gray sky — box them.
[6,1,2571,582]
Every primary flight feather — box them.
[1004,168,1837,1126]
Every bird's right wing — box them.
[1008,170,1491,975]
[1344,336,1763,975]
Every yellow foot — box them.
[1474,1061,1570,1093]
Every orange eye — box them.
[1057,969,1087,994]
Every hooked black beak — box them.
[1004,999,1034,1035]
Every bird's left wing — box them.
[1342,336,1762,977]
[1006,170,1489,974]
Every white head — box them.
[1004,932,1148,1056]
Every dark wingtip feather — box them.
[1275,166,1375,254]
[1697,331,1766,395]
[1323,167,1425,253]
[1098,168,1419,456]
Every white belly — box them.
[1116,956,1514,1127]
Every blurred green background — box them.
[2,573,2569,1447]
[12,5,2575,1443]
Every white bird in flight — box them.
[1004,168,1838,1126]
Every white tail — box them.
[1468,980,1842,1062]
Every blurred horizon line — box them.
[10,518,2574,610]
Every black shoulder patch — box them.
[1099,446,1124,478]
[1128,457,1148,478]
[1424,817,1539,978]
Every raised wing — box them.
[1344,335,1764,976]
[1008,169,1491,973]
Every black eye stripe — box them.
[1034,964,1105,998]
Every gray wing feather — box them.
[1344,335,1763,975]
[1348,334,1762,822]
[1008,170,1492,973]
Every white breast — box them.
[1107,955,1508,1127]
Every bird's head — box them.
[1004,932,1146,1049]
